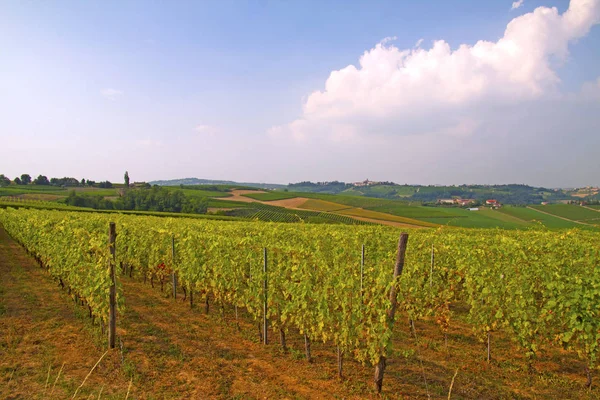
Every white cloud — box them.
[512,0,524,11]
[414,38,424,48]
[100,88,123,100]
[270,0,600,142]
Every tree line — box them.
[65,186,208,214]
[0,173,113,188]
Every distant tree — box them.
[33,175,50,185]
[0,174,10,187]
[20,174,31,184]
[86,179,96,186]
[81,178,86,186]
[124,171,130,188]
[98,181,113,188]
[14,177,21,185]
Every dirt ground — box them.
[1,225,597,399]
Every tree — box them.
[20,174,31,184]
[14,177,21,185]
[124,171,130,188]
[33,175,50,185]
[0,174,10,187]
[81,178,86,186]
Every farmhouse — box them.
[437,199,456,205]
[457,199,475,206]
[353,179,380,187]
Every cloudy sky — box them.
[1,0,599,187]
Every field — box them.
[3,184,600,231]
[241,192,299,201]
[298,199,352,212]
[336,207,438,227]
[530,204,600,224]
[1,208,600,399]
[497,206,582,229]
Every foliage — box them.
[0,175,10,187]
[20,174,32,184]
[50,176,83,187]
[65,187,209,214]
[2,208,600,377]
[33,175,50,185]
[98,181,113,188]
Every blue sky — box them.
[1,0,599,186]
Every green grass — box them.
[497,206,583,229]
[529,204,600,223]
[298,199,351,212]
[419,208,529,229]
[207,199,255,209]
[336,208,439,227]
[240,192,298,201]
[178,188,232,199]
[368,204,453,218]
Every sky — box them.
[1,0,599,187]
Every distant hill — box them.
[149,178,595,205]
[149,178,285,190]
[287,182,582,205]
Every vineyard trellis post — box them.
[108,222,117,349]
[171,235,177,299]
[361,244,365,299]
[263,247,268,345]
[430,243,434,288]
[374,232,409,393]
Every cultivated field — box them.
[1,208,599,399]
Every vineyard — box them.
[220,203,373,225]
[1,207,600,396]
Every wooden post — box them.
[487,331,491,363]
[108,222,117,349]
[361,244,365,299]
[337,346,344,379]
[374,232,409,393]
[263,248,268,345]
[430,243,434,288]
[171,236,177,299]
[304,334,312,363]
[280,328,287,352]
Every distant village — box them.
[436,198,500,211]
